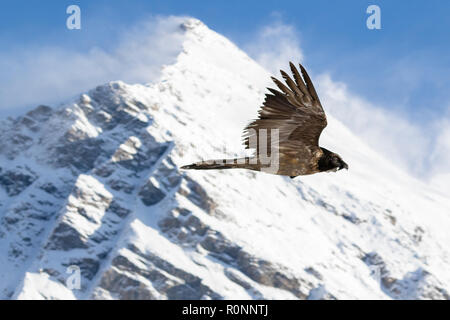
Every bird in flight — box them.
[182,62,348,178]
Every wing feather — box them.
[243,63,327,154]
[280,70,303,99]
[300,64,321,103]
[289,62,310,101]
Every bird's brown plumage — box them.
[182,62,348,177]
[243,62,327,151]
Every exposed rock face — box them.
[0,18,449,300]
[363,252,450,300]
[0,166,38,196]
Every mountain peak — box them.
[179,17,205,32]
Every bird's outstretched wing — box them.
[243,62,327,155]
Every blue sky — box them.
[1,1,449,183]
[1,0,450,121]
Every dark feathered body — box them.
[182,62,348,177]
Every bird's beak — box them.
[340,162,349,170]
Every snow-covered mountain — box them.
[1,18,449,300]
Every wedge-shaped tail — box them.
[181,158,254,170]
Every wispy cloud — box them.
[317,74,431,174]
[243,17,450,191]
[243,14,303,75]
[0,15,187,116]
[428,115,450,190]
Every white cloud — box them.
[428,117,450,191]
[317,72,450,194]
[243,16,303,75]
[0,15,187,116]
[317,74,431,174]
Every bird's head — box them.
[319,149,349,172]
[331,154,348,171]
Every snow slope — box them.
[0,18,449,300]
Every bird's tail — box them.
[181,158,254,170]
